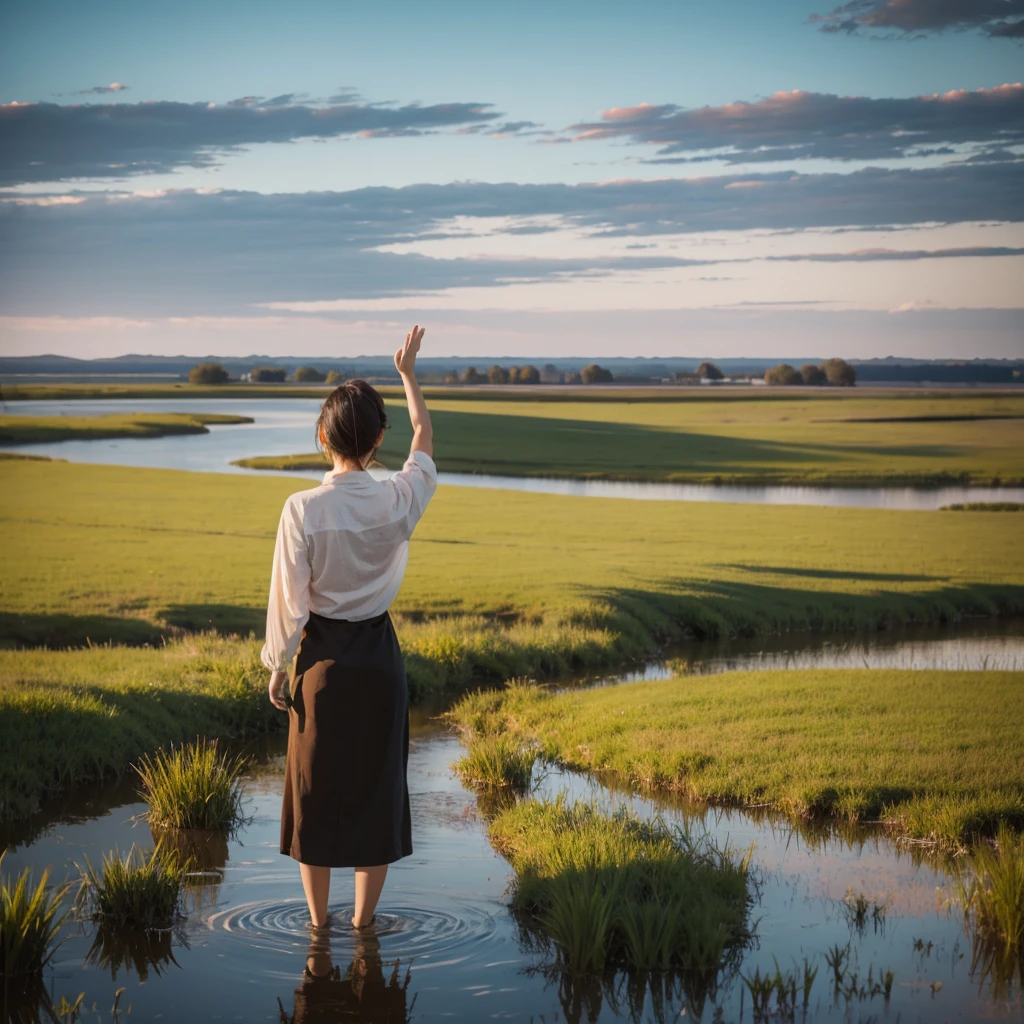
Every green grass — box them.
[74,845,185,930]
[0,412,252,446]
[1,459,1021,657]
[956,823,1024,995]
[134,738,247,832]
[488,797,752,974]
[450,670,1024,849]
[452,734,535,791]
[0,635,279,823]
[237,391,1024,485]
[0,853,69,984]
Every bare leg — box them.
[352,865,388,927]
[299,863,331,928]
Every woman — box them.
[263,324,435,931]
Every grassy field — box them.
[2,458,1022,658]
[0,412,252,445]
[450,670,1024,849]
[238,392,1024,485]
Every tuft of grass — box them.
[956,823,1024,996]
[942,502,1023,512]
[134,738,247,832]
[489,798,752,974]
[0,852,69,985]
[74,845,185,931]
[450,668,1024,850]
[452,735,535,791]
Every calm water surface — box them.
[5,623,1023,1022]
[3,397,1021,510]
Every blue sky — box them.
[1,0,1022,359]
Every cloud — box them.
[0,94,502,186]
[1,162,1021,318]
[74,82,129,95]
[567,84,1024,163]
[810,0,1024,38]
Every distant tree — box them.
[250,365,288,383]
[461,366,485,385]
[188,362,229,385]
[517,364,541,385]
[580,364,614,384]
[507,366,521,384]
[800,363,827,386]
[823,357,856,387]
[293,366,327,383]
[563,370,581,384]
[674,371,700,385]
[696,361,724,381]
[764,363,803,386]
[540,363,562,384]
[487,365,509,385]
[444,372,459,385]
[325,369,345,386]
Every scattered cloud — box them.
[74,82,128,95]
[0,94,502,185]
[1,163,1021,317]
[810,0,1024,39]
[567,84,1024,163]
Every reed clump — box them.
[489,797,752,975]
[452,735,535,792]
[75,845,185,931]
[956,823,1024,995]
[0,853,69,989]
[135,738,246,832]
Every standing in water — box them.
[263,324,436,930]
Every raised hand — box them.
[394,325,425,376]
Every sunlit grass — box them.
[0,852,69,994]
[0,411,252,445]
[489,797,752,974]
[452,735,535,791]
[75,845,185,931]
[449,669,1024,849]
[135,738,246,832]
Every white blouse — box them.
[260,449,438,671]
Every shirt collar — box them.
[322,467,371,485]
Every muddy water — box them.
[5,623,1024,1022]
[3,397,1022,510]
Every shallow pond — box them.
[5,623,1023,1022]
[3,397,1022,510]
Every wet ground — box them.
[4,624,1023,1022]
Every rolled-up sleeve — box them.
[390,450,438,536]
[260,496,312,671]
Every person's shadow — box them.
[277,924,416,1023]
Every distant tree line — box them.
[188,362,348,385]
[447,363,614,385]
[764,358,856,387]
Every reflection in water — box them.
[85,923,185,982]
[277,926,415,1024]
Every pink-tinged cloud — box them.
[567,84,1024,164]
[811,0,1024,39]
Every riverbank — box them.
[0,634,280,823]
[449,669,1024,849]
[0,412,252,445]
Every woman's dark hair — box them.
[316,379,388,463]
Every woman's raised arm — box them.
[394,324,433,458]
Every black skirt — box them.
[281,610,412,868]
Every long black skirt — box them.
[281,609,412,868]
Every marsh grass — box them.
[452,735,535,791]
[0,411,252,446]
[489,798,752,975]
[742,956,817,1023]
[450,669,1024,849]
[0,852,69,990]
[135,739,247,832]
[955,823,1024,996]
[74,845,186,931]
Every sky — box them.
[1,0,1022,360]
